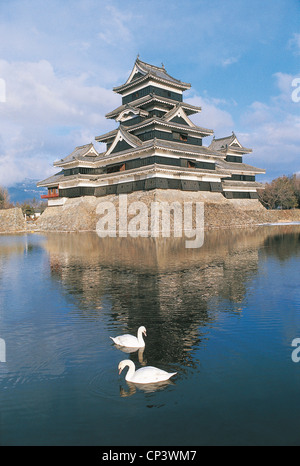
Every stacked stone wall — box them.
[0,208,26,233]
[35,192,300,233]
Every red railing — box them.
[41,193,59,199]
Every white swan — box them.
[110,326,146,348]
[118,359,177,384]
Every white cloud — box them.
[239,72,300,179]
[97,5,134,45]
[0,56,238,187]
[221,56,240,67]
[186,95,234,137]
[0,59,120,186]
[185,72,300,181]
[0,60,118,126]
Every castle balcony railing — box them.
[41,193,59,199]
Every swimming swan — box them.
[118,359,177,384]
[110,326,146,348]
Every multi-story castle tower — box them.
[38,57,265,205]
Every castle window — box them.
[107,163,125,174]
[173,132,188,142]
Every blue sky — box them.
[0,0,299,187]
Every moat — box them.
[0,225,300,446]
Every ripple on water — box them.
[87,366,123,400]
[0,357,66,389]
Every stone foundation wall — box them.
[35,191,300,233]
[36,196,99,232]
[0,207,26,233]
[264,208,300,223]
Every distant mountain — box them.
[8,179,46,204]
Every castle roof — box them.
[216,159,265,174]
[37,171,65,187]
[53,143,98,166]
[95,136,221,161]
[209,132,252,154]
[113,57,191,94]
[96,116,213,144]
[105,94,201,119]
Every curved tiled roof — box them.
[54,143,98,166]
[134,58,187,86]
[96,117,213,143]
[113,58,191,93]
[105,94,201,119]
[95,137,220,161]
[216,159,265,174]
[37,171,65,187]
[209,133,252,153]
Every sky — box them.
[0,0,299,188]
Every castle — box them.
[37,57,265,206]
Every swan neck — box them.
[137,328,145,345]
[125,360,135,381]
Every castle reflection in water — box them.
[40,225,300,369]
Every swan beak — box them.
[118,367,122,375]
[144,330,147,337]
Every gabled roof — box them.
[104,126,143,156]
[151,138,220,158]
[209,132,252,154]
[129,115,213,137]
[96,136,222,161]
[37,171,65,187]
[113,57,191,94]
[115,106,149,122]
[216,159,265,174]
[163,104,197,127]
[95,128,118,142]
[105,94,201,119]
[128,57,187,86]
[54,143,98,166]
[96,116,213,143]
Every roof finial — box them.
[161,62,165,68]
[136,53,140,60]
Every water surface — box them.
[0,225,300,446]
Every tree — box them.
[0,187,11,209]
[291,174,300,207]
[21,203,35,217]
[258,174,299,210]
[258,183,276,209]
[17,198,47,218]
[274,176,298,209]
